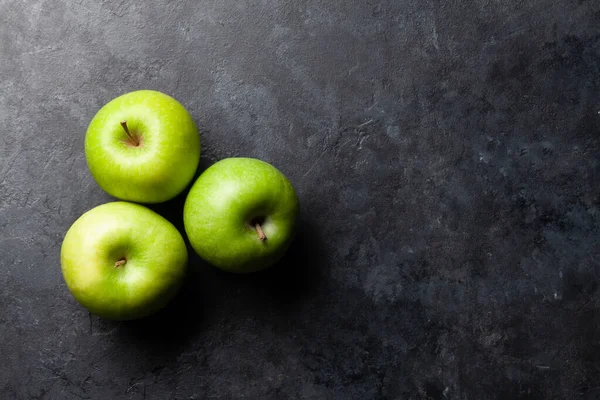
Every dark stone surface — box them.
[1,0,599,398]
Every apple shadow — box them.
[114,157,215,352]
[206,214,324,312]
[115,262,210,354]
[114,213,323,354]
[115,156,323,349]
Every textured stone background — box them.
[1,0,600,399]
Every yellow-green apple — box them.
[183,158,299,273]
[60,202,188,320]
[85,90,200,203]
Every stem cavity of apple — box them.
[120,120,140,147]
[114,258,127,268]
[254,222,267,241]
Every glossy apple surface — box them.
[61,202,188,320]
[85,90,200,203]
[183,158,299,273]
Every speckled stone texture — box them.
[1,0,599,399]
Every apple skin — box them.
[85,90,200,203]
[60,202,188,320]
[183,158,299,273]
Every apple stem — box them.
[255,223,267,241]
[120,120,140,146]
[114,259,127,268]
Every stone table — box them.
[1,0,599,398]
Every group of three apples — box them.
[61,90,299,320]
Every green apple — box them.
[85,90,201,203]
[60,202,188,320]
[183,158,299,273]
